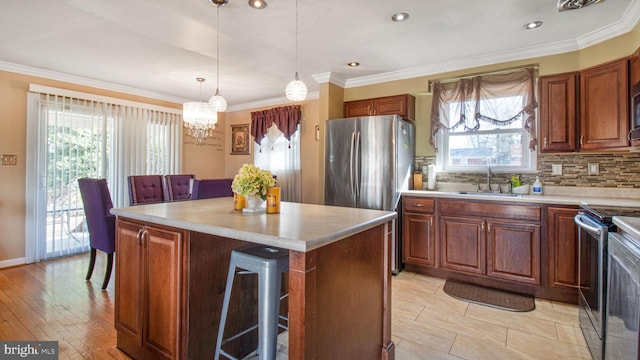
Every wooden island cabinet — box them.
[111,199,396,360]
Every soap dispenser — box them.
[532,176,543,195]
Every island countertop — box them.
[110,197,396,253]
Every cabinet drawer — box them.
[403,197,435,213]
[439,200,541,222]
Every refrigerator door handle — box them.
[349,131,356,197]
[355,131,361,197]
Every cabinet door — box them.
[115,220,144,343]
[548,207,579,289]
[439,216,485,275]
[486,221,540,285]
[344,99,373,118]
[539,73,577,152]
[631,47,640,85]
[580,59,630,150]
[403,213,436,267]
[374,95,415,120]
[144,226,184,359]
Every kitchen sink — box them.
[457,191,523,198]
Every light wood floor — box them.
[0,254,591,359]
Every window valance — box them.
[251,105,301,145]
[430,67,538,150]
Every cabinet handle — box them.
[488,224,491,233]
[580,135,584,146]
[481,221,485,232]
[136,229,144,246]
[413,203,424,207]
[430,217,433,226]
[543,137,547,148]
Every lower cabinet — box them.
[439,216,540,284]
[440,216,485,275]
[547,206,580,289]
[402,198,436,267]
[486,220,540,285]
[115,219,185,360]
[404,196,542,288]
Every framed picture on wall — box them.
[231,124,251,155]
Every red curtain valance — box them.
[250,105,301,145]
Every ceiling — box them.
[2,0,639,110]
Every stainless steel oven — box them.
[575,208,611,360]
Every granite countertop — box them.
[110,197,396,253]
[404,185,640,208]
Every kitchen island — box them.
[110,198,396,360]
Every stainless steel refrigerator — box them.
[324,115,415,273]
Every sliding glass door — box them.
[25,87,183,263]
[32,95,114,260]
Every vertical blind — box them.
[26,85,182,261]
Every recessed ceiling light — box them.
[248,0,267,9]
[391,12,409,22]
[347,62,360,67]
[524,21,543,30]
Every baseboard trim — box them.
[0,257,26,269]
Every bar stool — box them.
[215,245,289,360]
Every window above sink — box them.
[430,67,538,174]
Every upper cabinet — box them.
[344,94,415,121]
[630,46,640,86]
[539,72,578,152]
[538,58,630,153]
[579,59,630,150]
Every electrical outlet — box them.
[551,164,562,175]
[0,154,16,165]
[588,163,599,175]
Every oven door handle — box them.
[574,214,602,236]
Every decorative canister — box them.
[266,187,281,214]
[233,193,246,210]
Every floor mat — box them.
[443,280,535,312]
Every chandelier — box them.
[183,77,217,144]
[208,0,228,112]
[285,0,307,101]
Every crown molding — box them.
[227,91,319,112]
[312,72,347,87]
[343,39,580,89]
[0,61,190,104]
[577,0,640,48]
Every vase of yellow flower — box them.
[231,164,276,213]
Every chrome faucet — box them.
[486,160,492,191]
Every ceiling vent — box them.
[558,0,603,11]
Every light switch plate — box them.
[0,154,16,165]
[588,163,599,175]
[551,164,562,175]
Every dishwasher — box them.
[606,230,640,360]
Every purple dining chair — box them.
[128,175,166,205]
[78,178,115,290]
[165,174,195,201]
[190,178,234,199]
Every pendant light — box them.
[183,77,217,144]
[285,0,307,101]
[208,0,228,112]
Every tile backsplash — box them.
[414,152,640,189]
